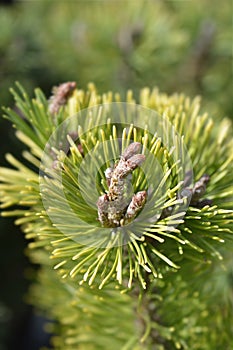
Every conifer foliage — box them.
[0,82,233,349]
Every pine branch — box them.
[1,82,233,348]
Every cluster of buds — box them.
[160,173,211,220]
[180,173,211,207]
[97,142,147,227]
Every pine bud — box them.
[49,81,76,115]
[124,191,147,223]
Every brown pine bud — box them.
[124,191,147,223]
[126,154,145,171]
[49,81,76,115]
[191,174,210,205]
[122,142,142,160]
[97,194,109,226]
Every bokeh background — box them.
[0,0,232,349]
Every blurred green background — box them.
[0,0,232,349]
